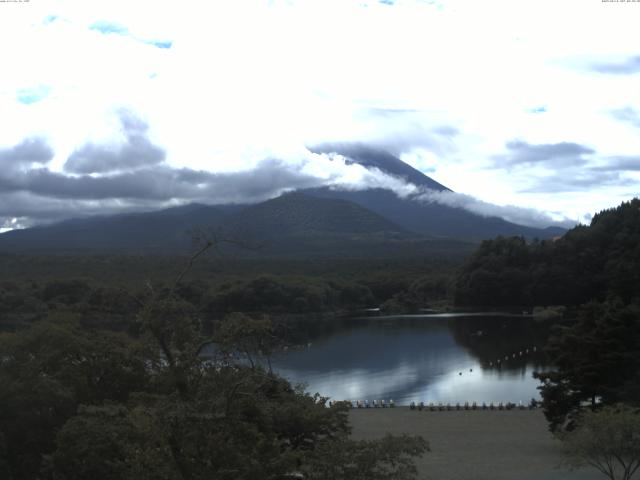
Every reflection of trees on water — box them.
[449,316,551,371]
[273,313,360,346]
[275,313,553,379]
[281,314,552,373]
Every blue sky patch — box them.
[147,40,173,49]
[90,21,129,36]
[527,106,547,114]
[17,86,51,105]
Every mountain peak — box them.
[308,142,450,192]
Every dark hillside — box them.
[0,204,242,253]
[223,191,405,237]
[454,198,640,306]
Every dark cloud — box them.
[0,133,330,225]
[0,138,54,166]
[519,171,635,193]
[0,191,171,228]
[611,107,640,128]
[590,56,640,75]
[590,156,640,172]
[65,112,165,174]
[2,160,324,202]
[494,140,595,167]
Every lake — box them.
[269,314,549,406]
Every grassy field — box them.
[349,409,603,480]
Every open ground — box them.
[349,409,603,480]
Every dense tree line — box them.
[1,258,460,334]
[534,301,640,431]
[454,198,640,307]
[453,199,640,433]
[0,248,428,480]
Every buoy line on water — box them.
[330,345,541,408]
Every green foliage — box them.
[0,248,429,479]
[301,434,428,480]
[381,274,451,312]
[202,275,375,315]
[215,313,281,369]
[0,316,148,479]
[454,199,640,307]
[560,404,640,480]
[535,302,640,432]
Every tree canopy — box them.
[560,404,640,480]
[0,246,428,480]
[454,198,640,307]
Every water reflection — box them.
[270,316,549,405]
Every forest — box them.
[2,198,640,479]
[1,248,458,479]
[454,199,640,432]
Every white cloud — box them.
[416,189,574,229]
[0,0,639,227]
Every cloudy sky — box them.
[1,0,639,232]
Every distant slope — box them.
[224,192,404,237]
[0,204,242,253]
[305,187,565,240]
[0,193,444,257]
[0,145,566,255]
[307,143,565,240]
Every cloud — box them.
[146,40,172,49]
[526,106,547,114]
[89,19,172,49]
[64,112,165,174]
[17,85,51,105]
[415,188,573,229]
[0,191,170,229]
[89,20,129,36]
[43,15,58,25]
[353,109,461,157]
[432,125,459,137]
[2,130,448,229]
[611,107,640,129]
[493,140,595,167]
[3,1,638,229]
[590,56,640,75]
[0,138,54,166]
[519,171,635,193]
[590,156,640,172]
[2,161,323,202]
[0,161,327,228]
[2,134,426,225]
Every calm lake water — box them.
[269,314,549,406]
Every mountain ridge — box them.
[0,144,566,254]
[305,143,566,240]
